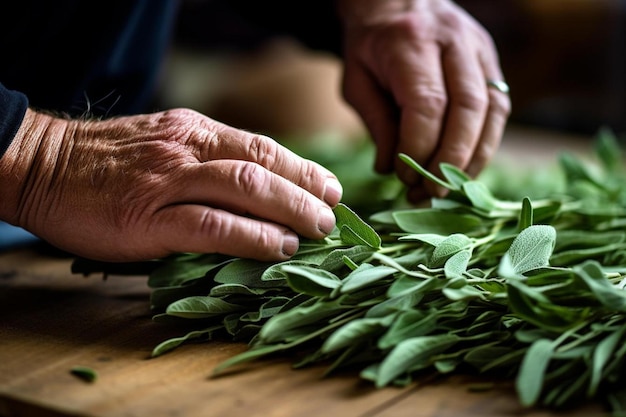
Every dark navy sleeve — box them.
[0,82,28,160]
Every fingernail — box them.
[323,178,343,206]
[318,206,336,235]
[282,231,299,257]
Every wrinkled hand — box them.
[338,0,511,201]
[0,108,342,262]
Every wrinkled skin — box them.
[338,0,511,201]
[0,108,342,262]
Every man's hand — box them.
[0,108,342,262]
[338,0,511,201]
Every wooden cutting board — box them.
[0,246,606,417]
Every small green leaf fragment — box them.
[70,366,98,383]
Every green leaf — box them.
[573,260,626,311]
[462,181,498,211]
[318,245,375,272]
[282,264,341,296]
[165,296,244,319]
[517,197,533,231]
[322,316,392,354]
[214,259,278,288]
[378,311,437,350]
[440,162,471,189]
[148,253,232,288]
[258,300,347,344]
[430,234,473,267]
[341,263,397,294]
[151,326,222,357]
[500,225,556,275]
[588,326,626,396]
[398,153,456,190]
[443,249,472,280]
[516,338,555,407]
[334,203,382,249]
[392,209,484,235]
[376,334,460,387]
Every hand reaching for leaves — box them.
[0,108,342,262]
[338,0,511,201]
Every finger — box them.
[342,61,398,174]
[465,89,510,178]
[189,122,343,207]
[420,42,489,197]
[467,43,512,177]
[389,42,447,188]
[155,205,301,261]
[175,159,336,241]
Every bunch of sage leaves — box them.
[76,128,626,414]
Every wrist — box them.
[0,109,71,227]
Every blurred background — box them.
[156,0,626,144]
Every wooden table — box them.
[0,126,610,417]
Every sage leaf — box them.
[282,264,341,296]
[518,197,533,231]
[500,225,556,275]
[574,260,626,311]
[392,209,483,235]
[443,249,472,280]
[440,162,471,189]
[152,326,221,357]
[334,203,382,249]
[398,153,455,190]
[430,234,473,267]
[376,334,460,387]
[516,338,555,407]
[166,296,244,319]
[341,263,397,294]
[322,316,392,354]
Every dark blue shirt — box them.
[0,0,178,159]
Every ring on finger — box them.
[486,79,510,94]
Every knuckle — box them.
[291,190,314,224]
[248,134,279,169]
[236,162,269,197]
[454,89,489,113]
[299,161,319,189]
[198,209,230,249]
[411,88,448,120]
[254,223,276,251]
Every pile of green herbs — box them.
[81,128,626,414]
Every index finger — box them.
[192,121,344,207]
